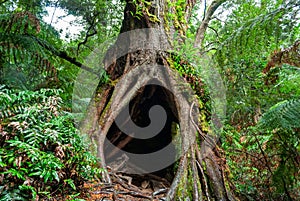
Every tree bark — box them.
[81,0,237,200]
[194,0,225,48]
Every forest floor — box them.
[76,172,170,201]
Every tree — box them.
[78,0,236,200]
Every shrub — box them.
[0,85,102,200]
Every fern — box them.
[0,86,61,119]
[0,12,59,90]
[259,99,300,130]
[216,1,300,64]
[0,86,102,200]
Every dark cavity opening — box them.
[104,83,180,185]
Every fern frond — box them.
[0,32,45,55]
[0,11,40,35]
[0,12,60,89]
[259,99,300,130]
[217,1,300,60]
[263,40,300,74]
[0,32,59,89]
[0,86,62,119]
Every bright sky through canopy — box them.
[43,6,83,40]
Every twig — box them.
[118,191,152,199]
[93,190,114,194]
[282,177,293,201]
[255,135,273,174]
[76,12,100,55]
[202,0,207,21]
[100,197,111,201]
[208,26,220,38]
[50,1,59,25]
[112,173,141,192]
[106,135,133,159]
[153,188,168,196]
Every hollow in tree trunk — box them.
[80,0,237,200]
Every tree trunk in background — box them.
[82,0,237,200]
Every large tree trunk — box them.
[81,0,236,200]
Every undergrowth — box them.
[222,105,300,201]
[0,85,102,200]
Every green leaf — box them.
[64,179,76,190]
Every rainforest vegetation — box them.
[0,0,299,200]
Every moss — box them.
[164,0,187,38]
[98,97,113,127]
[175,163,195,199]
[130,0,160,23]
[166,56,175,69]
[202,160,207,171]
[187,166,195,198]
[224,175,232,197]
[175,165,189,198]
[109,78,119,87]
[145,8,160,23]
[166,55,210,133]
[163,14,170,32]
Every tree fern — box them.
[216,0,300,64]
[0,12,59,90]
[259,99,300,130]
